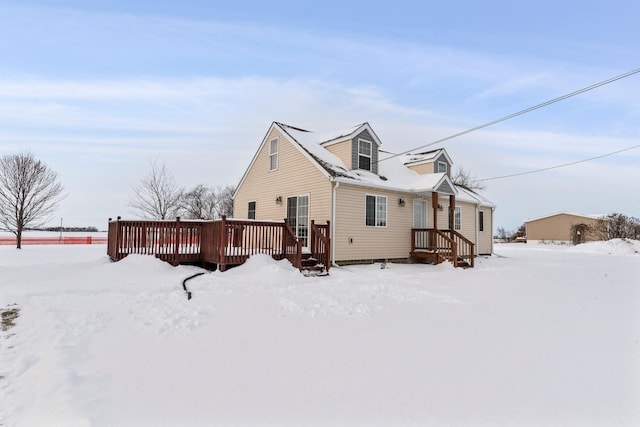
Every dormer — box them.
[404,149,453,178]
[320,123,382,175]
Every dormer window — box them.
[437,161,448,174]
[358,139,372,171]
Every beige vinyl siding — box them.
[477,208,493,255]
[233,128,332,223]
[407,162,435,175]
[525,213,602,242]
[324,140,352,169]
[334,183,415,261]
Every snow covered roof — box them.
[525,212,605,223]
[455,185,496,208]
[401,149,453,167]
[275,122,495,204]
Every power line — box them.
[472,143,640,182]
[380,67,640,162]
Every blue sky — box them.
[1,0,639,231]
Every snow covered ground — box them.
[1,241,639,426]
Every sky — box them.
[1,0,639,231]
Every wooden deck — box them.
[107,216,331,273]
[411,228,475,268]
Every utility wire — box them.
[379,67,640,163]
[472,143,640,182]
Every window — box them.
[366,195,387,227]
[454,207,461,230]
[248,201,256,219]
[287,195,309,246]
[437,161,448,173]
[269,139,278,171]
[479,210,484,232]
[358,139,372,171]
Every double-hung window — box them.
[248,201,256,220]
[454,206,461,230]
[437,161,448,174]
[269,139,278,171]
[366,195,387,227]
[358,139,372,171]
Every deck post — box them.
[310,219,316,255]
[449,195,455,231]
[281,219,287,259]
[173,216,180,265]
[116,216,122,260]
[431,192,438,231]
[219,215,227,272]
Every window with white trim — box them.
[454,206,461,230]
[437,161,448,173]
[248,201,256,219]
[269,139,278,171]
[366,195,386,227]
[358,139,372,171]
[479,210,484,232]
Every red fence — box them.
[0,236,108,246]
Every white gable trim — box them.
[234,122,333,199]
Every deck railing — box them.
[107,217,204,265]
[411,228,474,268]
[107,216,330,271]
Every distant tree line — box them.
[28,226,100,232]
[129,160,235,220]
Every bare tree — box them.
[129,160,183,219]
[452,167,486,192]
[590,213,640,240]
[496,226,510,241]
[0,152,65,248]
[182,184,217,220]
[215,185,235,218]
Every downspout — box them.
[491,206,495,254]
[475,203,480,257]
[331,179,340,267]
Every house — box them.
[525,212,606,244]
[233,122,495,266]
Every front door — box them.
[287,195,309,247]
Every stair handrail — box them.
[449,229,475,268]
[310,220,331,272]
[433,229,459,267]
[283,220,303,270]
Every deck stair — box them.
[300,254,329,276]
[410,228,475,268]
